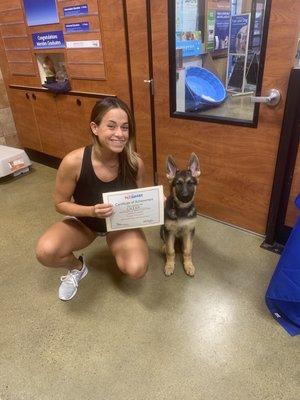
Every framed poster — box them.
[23,0,59,27]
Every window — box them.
[170,0,270,126]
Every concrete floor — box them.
[0,162,299,400]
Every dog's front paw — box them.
[183,261,195,277]
[164,262,175,276]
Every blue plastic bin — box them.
[185,67,227,111]
[265,194,300,336]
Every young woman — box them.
[35,97,149,301]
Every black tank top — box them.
[73,145,127,233]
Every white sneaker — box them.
[58,256,88,301]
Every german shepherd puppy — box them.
[161,153,201,277]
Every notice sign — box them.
[63,4,88,17]
[32,31,65,49]
[65,22,90,33]
[66,40,100,49]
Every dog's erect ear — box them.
[166,155,178,182]
[188,153,201,178]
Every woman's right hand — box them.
[92,203,114,219]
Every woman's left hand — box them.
[92,203,114,219]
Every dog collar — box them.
[174,197,194,208]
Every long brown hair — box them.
[90,97,139,188]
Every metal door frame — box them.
[262,68,300,253]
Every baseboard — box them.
[25,148,61,170]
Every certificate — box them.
[102,185,164,231]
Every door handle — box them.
[250,89,281,107]
[144,78,154,95]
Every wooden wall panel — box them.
[88,0,130,102]
[0,0,130,95]
[3,37,31,50]
[9,89,42,151]
[32,92,65,158]
[1,0,132,163]
[56,95,95,153]
[0,9,24,24]
[64,31,102,43]
[66,48,103,63]
[8,62,35,76]
[0,23,27,37]
[67,63,105,79]
[0,2,37,79]
[58,3,105,82]
[126,0,154,186]
[0,0,21,12]
[5,49,32,63]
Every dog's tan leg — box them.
[164,233,175,276]
[182,232,195,276]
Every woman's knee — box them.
[107,229,149,278]
[117,258,148,279]
[35,237,60,267]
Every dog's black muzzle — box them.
[175,184,195,203]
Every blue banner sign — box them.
[32,31,65,49]
[65,22,90,32]
[229,14,249,54]
[176,40,202,57]
[63,4,88,17]
[176,31,203,57]
[215,11,230,50]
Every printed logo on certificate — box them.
[102,186,164,231]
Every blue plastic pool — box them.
[185,66,227,111]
